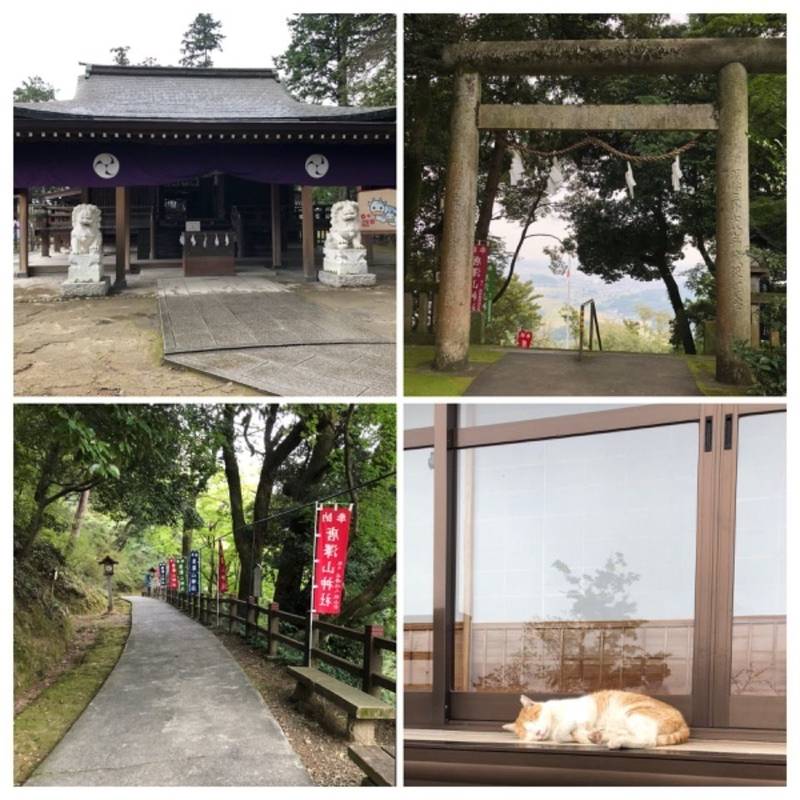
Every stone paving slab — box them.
[465,350,701,396]
[167,342,396,396]
[27,597,310,787]
[157,276,289,295]
[159,291,390,355]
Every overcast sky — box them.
[8,3,294,98]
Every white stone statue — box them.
[319,200,375,286]
[70,204,102,255]
[325,200,363,249]
[62,203,109,296]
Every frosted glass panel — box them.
[455,423,699,695]
[405,404,434,430]
[404,447,434,690]
[458,403,631,428]
[731,412,786,698]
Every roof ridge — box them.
[81,64,279,79]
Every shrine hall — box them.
[13,64,396,286]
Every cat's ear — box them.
[501,723,516,732]
[520,694,536,707]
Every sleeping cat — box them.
[502,691,689,750]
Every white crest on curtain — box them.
[625,161,636,199]
[546,156,564,195]
[671,155,683,191]
[509,150,525,186]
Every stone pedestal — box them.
[62,254,110,297]
[319,246,376,287]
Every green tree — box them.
[109,46,130,65]
[180,13,225,68]
[484,276,543,346]
[216,404,396,629]
[14,405,219,558]
[13,76,55,102]
[275,14,396,106]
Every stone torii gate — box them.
[434,38,786,384]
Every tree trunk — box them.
[336,553,396,626]
[656,258,697,354]
[273,412,340,610]
[404,74,433,278]
[64,489,90,558]
[475,132,506,242]
[19,442,62,558]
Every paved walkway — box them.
[158,277,395,396]
[27,596,310,787]
[465,350,701,396]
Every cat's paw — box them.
[588,729,604,745]
[606,739,624,750]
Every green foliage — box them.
[600,306,673,353]
[275,14,396,106]
[14,76,55,102]
[180,13,225,68]
[14,540,107,697]
[14,405,221,555]
[484,275,544,346]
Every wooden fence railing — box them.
[160,588,396,697]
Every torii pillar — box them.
[715,62,751,384]
[434,70,480,371]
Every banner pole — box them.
[308,502,321,667]
[216,539,220,630]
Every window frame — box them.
[403,403,786,738]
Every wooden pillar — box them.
[16,189,29,277]
[270,184,282,268]
[301,185,315,280]
[40,210,50,257]
[434,71,481,370]
[114,185,130,289]
[715,62,751,384]
[148,205,156,260]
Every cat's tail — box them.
[657,724,690,746]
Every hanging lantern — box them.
[546,156,564,195]
[509,150,525,186]
[625,161,636,199]
[671,155,683,192]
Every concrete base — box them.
[61,277,111,297]
[67,253,104,283]
[318,270,377,287]
[323,245,368,275]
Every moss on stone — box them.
[13,602,131,785]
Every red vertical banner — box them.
[167,558,178,590]
[313,506,352,615]
[471,241,489,312]
[218,541,228,594]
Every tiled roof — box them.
[14,64,394,123]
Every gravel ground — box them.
[214,631,395,787]
[14,287,257,396]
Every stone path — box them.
[465,350,701,396]
[27,596,310,787]
[158,278,395,395]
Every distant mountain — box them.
[514,256,696,346]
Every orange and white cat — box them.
[502,691,689,750]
